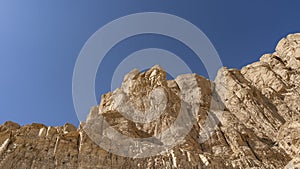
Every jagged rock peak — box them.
[0,33,300,168]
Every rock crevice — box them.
[1,33,300,168]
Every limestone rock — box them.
[0,33,300,168]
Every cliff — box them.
[0,33,300,168]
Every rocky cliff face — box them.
[0,33,300,169]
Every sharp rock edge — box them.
[1,34,300,168]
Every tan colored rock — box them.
[0,33,300,168]
[277,120,300,156]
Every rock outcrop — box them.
[0,33,299,168]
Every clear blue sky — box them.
[1,1,300,127]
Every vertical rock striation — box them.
[0,33,299,168]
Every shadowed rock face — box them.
[0,33,299,169]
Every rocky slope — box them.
[0,33,300,169]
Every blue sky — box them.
[1,1,300,127]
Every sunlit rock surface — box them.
[0,33,299,168]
